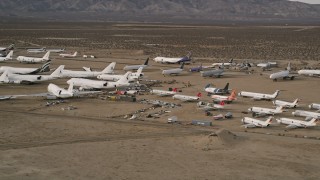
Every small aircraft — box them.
[248,106,284,116]
[153,52,192,64]
[276,117,317,129]
[0,65,63,84]
[123,58,149,71]
[292,110,320,119]
[27,47,46,53]
[59,51,78,58]
[238,90,280,101]
[211,90,237,104]
[59,62,115,78]
[197,101,225,111]
[97,67,143,82]
[189,64,203,72]
[204,82,231,95]
[17,51,50,63]
[211,59,234,68]
[151,88,177,97]
[297,69,320,77]
[273,99,299,108]
[269,62,295,81]
[162,63,184,76]
[0,44,14,52]
[172,92,201,102]
[241,116,273,128]
[0,51,13,62]
[309,103,320,111]
[0,60,51,75]
[200,64,224,77]
[66,72,132,90]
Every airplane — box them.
[248,106,284,116]
[257,62,277,71]
[197,101,225,111]
[0,60,51,74]
[123,58,149,71]
[0,51,13,62]
[211,90,237,104]
[189,64,203,72]
[276,117,317,129]
[292,110,320,119]
[172,92,201,102]
[0,65,63,84]
[46,48,65,53]
[153,52,192,64]
[238,90,280,101]
[200,64,224,77]
[269,62,295,81]
[297,69,320,77]
[273,99,299,109]
[27,47,46,53]
[97,66,143,82]
[59,62,115,78]
[150,88,177,97]
[66,72,132,90]
[204,82,231,95]
[211,59,234,68]
[59,51,78,58]
[17,51,50,63]
[241,116,273,128]
[309,103,320,111]
[0,44,14,52]
[162,63,184,76]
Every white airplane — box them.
[200,64,224,77]
[0,65,63,84]
[197,101,225,111]
[153,52,192,64]
[276,117,317,129]
[257,62,277,70]
[204,82,231,95]
[211,59,234,67]
[211,90,237,103]
[0,51,13,62]
[238,90,280,101]
[59,51,78,58]
[309,103,320,111]
[297,69,320,77]
[241,116,273,128]
[0,44,14,51]
[292,110,320,119]
[27,47,46,53]
[46,48,65,53]
[59,62,115,78]
[248,106,284,116]
[269,62,295,81]
[162,63,184,76]
[172,92,201,102]
[123,58,149,71]
[17,51,50,63]
[0,60,51,74]
[67,72,132,90]
[151,88,177,97]
[273,99,299,109]
[97,67,143,82]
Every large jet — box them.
[276,117,317,129]
[59,51,78,58]
[172,93,201,102]
[123,58,149,71]
[297,69,320,77]
[211,59,234,68]
[151,88,177,97]
[204,83,231,95]
[211,90,237,103]
[197,101,225,111]
[292,110,320,119]
[269,62,295,81]
[241,116,273,128]
[0,44,14,52]
[46,48,65,53]
[0,65,63,84]
[309,103,320,111]
[0,51,13,62]
[0,60,51,74]
[273,99,299,109]
[200,65,224,78]
[66,72,132,90]
[153,52,192,64]
[248,106,284,116]
[27,47,46,53]
[59,62,115,78]
[17,51,50,63]
[162,63,184,76]
[238,90,280,101]
[97,67,143,82]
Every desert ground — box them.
[0,23,319,179]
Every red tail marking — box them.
[197,92,202,97]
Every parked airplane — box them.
[17,51,50,63]
[200,64,224,77]
[162,63,184,76]
[269,62,295,81]
[292,110,320,119]
[238,90,280,100]
[297,69,320,77]
[257,62,277,71]
[276,117,317,129]
[273,99,299,108]
[67,72,132,90]
[123,58,149,71]
[97,66,143,82]
[0,44,14,51]
[0,65,63,84]
[204,83,230,95]
[59,51,77,58]
[211,90,237,103]
[0,51,13,62]
[248,106,284,116]
[197,101,225,111]
[173,92,201,102]
[189,64,203,72]
[151,88,177,97]
[309,103,320,111]
[0,60,51,74]
[241,116,273,128]
[59,62,115,78]
[211,59,234,67]
[46,48,65,53]
[153,52,192,64]
[27,47,46,53]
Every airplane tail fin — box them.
[229,58,233,63]
[273,90,280,98]
[42,51,50,60]
[223,83,229,91]
[308,118,317,124]
[286,62,291,71]
[50,65,64,78]
[144,58,149,65]
[5,50,13,60]
[118,71,131,83]
[275,106,283,112]
[135,67,143,77]
[0,71,9,82]
[265,116,273,124]
[67,82,74,93]
[293,98,299,105]
[204,83,211,89]
[228,90,237,100]
[220,63,225,69]
[173,88,178,92]
[180,62,185,69]
[73,52,78,57]
[186,51,192,59]
[101,62,116,74]
[197,92,202,97]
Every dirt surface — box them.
[0,23,320,179]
